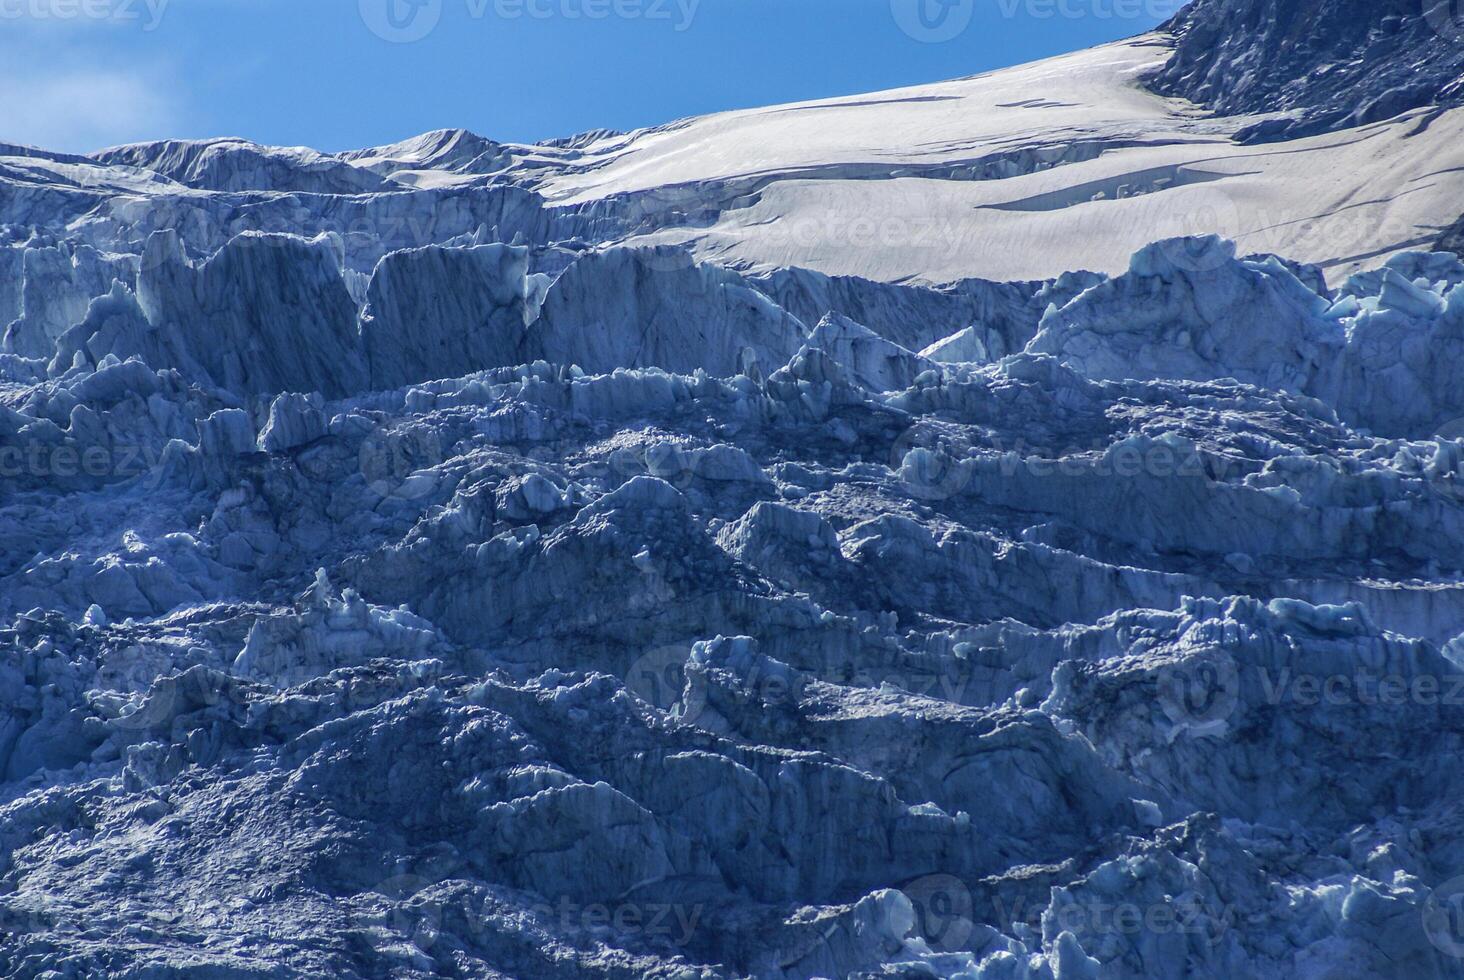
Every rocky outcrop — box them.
[1150,0,1464,141]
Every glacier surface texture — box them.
[6,3,1464,978]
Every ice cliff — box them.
[6,0,1464,974]
[7,221,1464,977]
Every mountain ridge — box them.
[1150,0,1464,141]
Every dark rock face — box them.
[1439,212,1464,257]
[1149,0,1464,141]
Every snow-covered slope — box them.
[4,28,1463,287]
[518,35,1463,284]
[7,3,1464,977]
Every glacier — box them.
[7,1,1464,977]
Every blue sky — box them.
[0,0,1186,153]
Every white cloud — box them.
[0,8,190,154]
[0,65,181,152]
